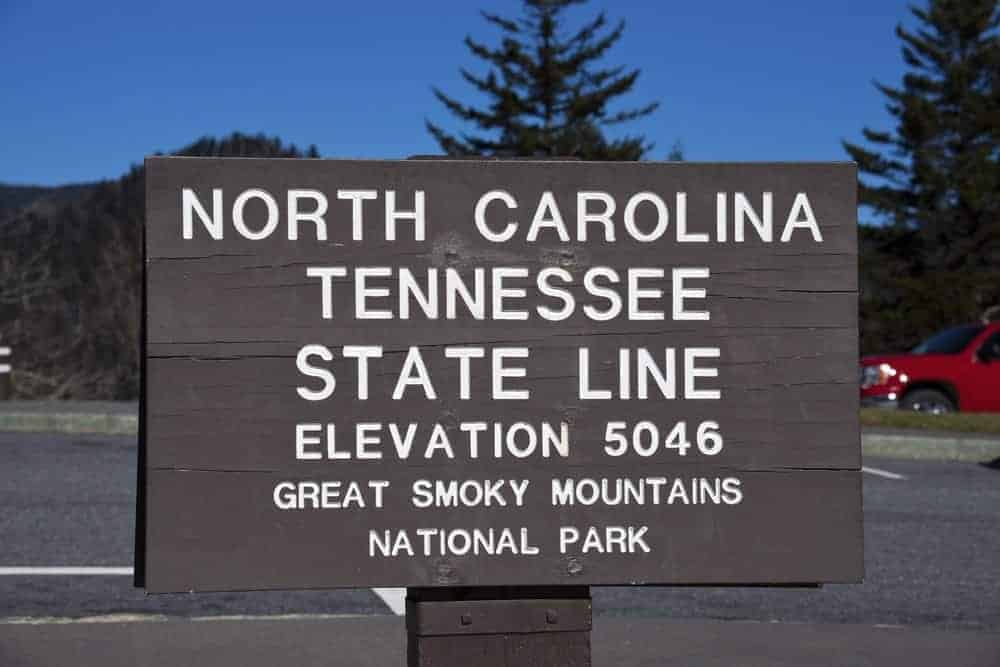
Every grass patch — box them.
[860,408,1000,435]
[0,412,137,436]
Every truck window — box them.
[911,325,985,355]
[978,332,1000,361]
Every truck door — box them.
[967,331,1000,411]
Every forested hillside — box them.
[0,183,98,217]
[0,133,318,399]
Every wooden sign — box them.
[137,158,862,593]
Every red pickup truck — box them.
[860,323,1000,413]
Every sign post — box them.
[406,586,591,666]
[138,158,861,663]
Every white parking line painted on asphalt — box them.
[0,567,134,576]
[862,466,906,480]
[1,613,374,626]
[0,567,408,615]
[372,587,406,615]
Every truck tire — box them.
[900,388,956,414]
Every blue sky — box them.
[1,0,915,186]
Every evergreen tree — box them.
[427,0,659,160]
[844,0,999,351]
[844,0,999,272]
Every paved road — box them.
[1,431,997,630]
[3,616,1000,667]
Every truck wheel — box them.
[900,389,956,414]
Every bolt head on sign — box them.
[137,158,862,593]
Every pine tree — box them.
[427,0,659,160]
[844,0,999,273]
[845,0,999,351]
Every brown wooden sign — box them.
[137,157,862,593]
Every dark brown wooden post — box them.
[406,586,592,667]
